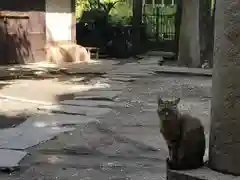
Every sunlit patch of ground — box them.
[0,75,113,129]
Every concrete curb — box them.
[154,66,212,77]
[167,165,238,180]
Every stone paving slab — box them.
[7,158,165,180]
[60,61,119,75]
[74,90,122,101]
[0,64,61,80]
[60,99,137,109]
[19,114,98,129]
[93,85,128,91]
[0,126,74,150]
[0,149,27,169]
[107,76,139,82]
[23,122,167,180]
[0,113,99,167]
[108,72,153,78]
[103,74,136,78]
[87,77,128,86]
[109,65,150,72]
[90,80,129,91]
[0,113,99,150]
[167,166,239,180]
[102,76,138,83]
[38,105,112,117]
[0,60,118,80]
[60,99,115,107]
[108,68,154,77]
[153,66,212,76]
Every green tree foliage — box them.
[76,0,133,24]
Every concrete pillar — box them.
[45,0,75,44]
[209,0,240,175]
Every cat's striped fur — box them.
[157,96,206,170]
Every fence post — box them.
[155,7,160,42]
[174,0,182,59]
[132,0,143,54]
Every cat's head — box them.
[157,96,180,121]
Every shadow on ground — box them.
[0,113,29,129]
[0,81,14,90]
[0,71,112,132]
[10,121,166,180]
[54,73,106,102]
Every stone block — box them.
[167,165,240,180]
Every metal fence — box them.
[143,5,176,42]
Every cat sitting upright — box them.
[157,96,206,170]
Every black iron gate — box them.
[143,4,178,53]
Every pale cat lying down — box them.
[157,96,206,170]
[45,43,90,65]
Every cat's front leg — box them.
[167,143,180,169]
[168,144,173,161]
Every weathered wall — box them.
[209,0,240,175]
[0,0,46,64]
[0,0,76,64]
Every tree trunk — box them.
[174,0,182,60]
[199,0,212,66]
[178,0,201,67]
[132,0,143,54]
[207,0,216,68]
[209,0,240,175]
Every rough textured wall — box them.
[209,0,240,175]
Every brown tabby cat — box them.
[157,96,206,170]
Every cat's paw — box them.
[166,158,173,168]
[166,158,178,170]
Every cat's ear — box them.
[157,95,164,105]
[173,97,180,105]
